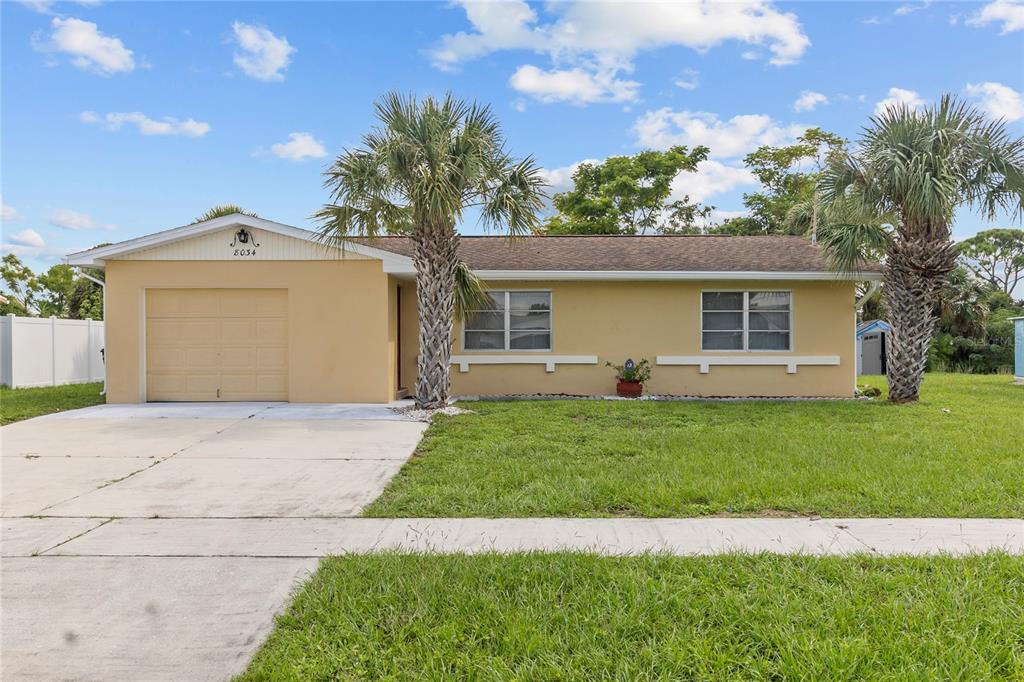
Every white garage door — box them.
[146,289,288,401]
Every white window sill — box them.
[656,355,840,374]
[450,355,598,373]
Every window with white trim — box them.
[701,291,791,351]
[463,291,551,351]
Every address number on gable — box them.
[230,228,260,258]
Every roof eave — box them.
[472,269,883,281]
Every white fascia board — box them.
[474,270,882,282]
[65,213,416,272]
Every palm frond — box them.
[453,259,491,322]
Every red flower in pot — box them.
[606,358,652,398]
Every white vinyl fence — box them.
[0,315,104,388]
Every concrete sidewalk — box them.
[15,517,1023,558]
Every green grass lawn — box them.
[238,552,1024,681]
[0,382,104,425]
[365,373,1023,518]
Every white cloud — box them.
[793,90,828,112]
[81,111,211,137]
[710,209,750,222]
[430,0,809,106]
[894,1,932,16]
[668,160,757,204]
[20,0,101,13]
[965,81,1024,121]
[8,228,45,249]
[632,109,807,158]
[35,17,134,75]
[0,230,72,261]
[270,132,327,161]
[231,21,295,82]
[49,208,114,231]
[967,0,1024,33]
[674,68,699,91]
[1,202,18,222]
[20,1,56,12]
[874,87,925,115]
[432,1,809,68]
[509,64,639,104]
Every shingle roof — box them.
[358,235,880,273]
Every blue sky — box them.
[2,0,1023,272]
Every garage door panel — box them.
[147,374,220,401]
[220,374,287,401]
[221,319,256,343]
[147,348,185,371]
[256,347,288,369]
[181,320,221,343]
[220,347,256,369]
[146,319,183,344]
[185,375,220,398]
[255,319,287,343]
[184,348,221,370]
[146,289,288,402]
[181,290,223,316]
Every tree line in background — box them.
[0,254,104,320]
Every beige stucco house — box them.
[67,214,881,403]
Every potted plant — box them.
[606,358,652,398]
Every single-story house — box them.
[66,214,882,403]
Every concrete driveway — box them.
[1,402,425,681]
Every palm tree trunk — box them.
[883,238,957,403]
[412,222,459,409]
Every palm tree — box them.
[193,204,258,224]
[316,92,547,408]
[819,95,1024,402]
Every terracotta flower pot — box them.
[616,380,643,398]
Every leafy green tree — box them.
[0,254,39,314]
[820,95,1024,402]
[316,92,546,408]
[958,228,1024,294]
[716,128,846,236]
[543,146,711,235]
[69,276,103,319]
[36,264,75,317]
[193,204,258,224]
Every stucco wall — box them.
[441,279,857,398]
[104,259,392,403]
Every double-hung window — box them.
[701,291,791,351]
[463,291,552,351]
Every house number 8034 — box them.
[233,248,257,257]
